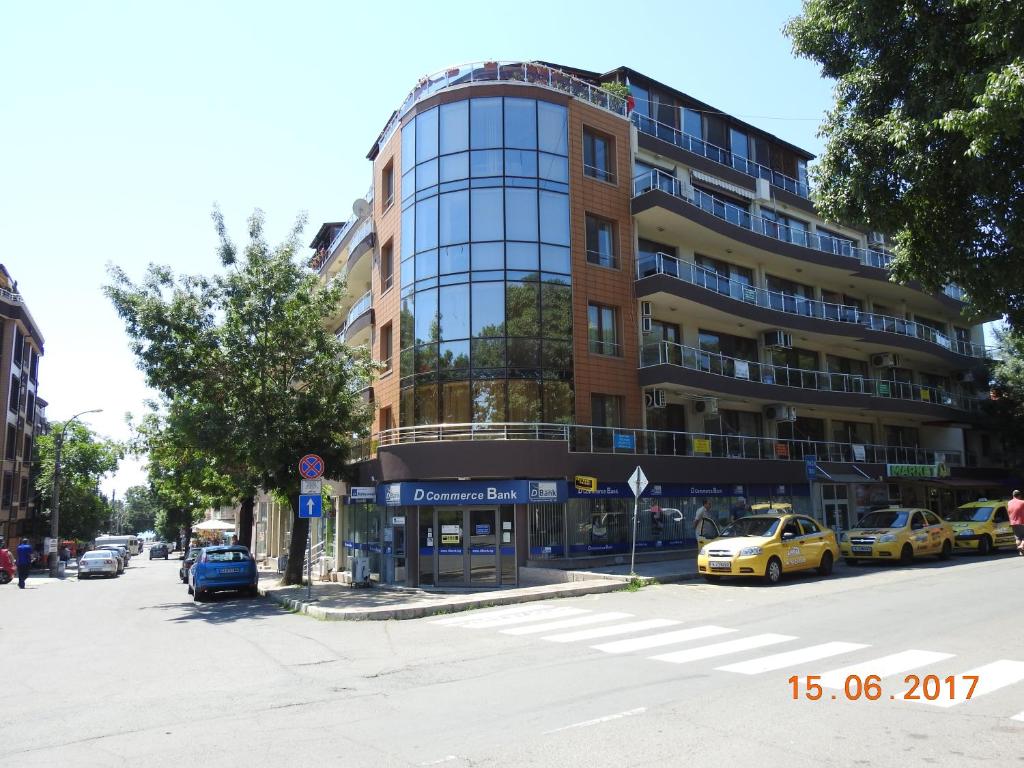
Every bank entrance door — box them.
[420,508,514,586]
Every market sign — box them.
[886,463,951,479]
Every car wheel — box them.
[763,557,783,585]
[978,535,992,556]
[194,586,204,602]
[844,558,859,567]
[817,551,834,576]
[938,539,952,560]
[187,583,193,595]
[899,544,914,565]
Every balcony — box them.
[640,340,981,414]
[638,252,991,360]
[634,169,893,270]
[363,421,961,466]
[378,61,628,149]
[632,113,808,198]
[337,290,373,344]
[0,287,23,304]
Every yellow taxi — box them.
[839,507,954,565]
[750,502,792,513]
[943,499,1015,555]
[696,513,839,585]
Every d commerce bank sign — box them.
[380,480,564,507]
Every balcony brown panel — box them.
[632,189,963,313]
[360,439,824,486]
[343,308,374,342]
[638,363,970,421]
[636,273,978,367]
[347,230,375,274]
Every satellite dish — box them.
[352,198,371,218]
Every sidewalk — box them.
[257,557,699,621]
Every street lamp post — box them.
[49,409,103,577]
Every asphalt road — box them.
[2,548,1023,768]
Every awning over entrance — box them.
[918,476,1008,489]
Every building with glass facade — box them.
[303,61,1011,588]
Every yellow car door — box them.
[798,516,826,570]
[992,506,1013,549]
[909,511,932,555]
[779,517,805,570]
[697,517,721,549]
[924,511,949,554]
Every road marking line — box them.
[542,618,680,643]
[1011,711,1024,722]
[418,756,458,766]
[501,612,634,635]
[431,604,573,626]
[917,660,1024,708]
[447,607,591,629]
[651,633,797,664]
[716,642,869,675]
[819,650,954,689]
[542,707,647,735]
[592,625,736,654]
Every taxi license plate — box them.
[709,560,731,570]
[852,546,872,553]
[219,567,240,574]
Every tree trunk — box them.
[282,493,308,586]
[237,495,254,549]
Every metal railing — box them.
[349,218,375,252]
[641,339,981,412]
[633,169,893,270]
[631,113,808,198]
[378,61,628,150]
[364,421,962,466]
[589,339,623,357]
[583,163,616,184]
[337,291,372,338]
[0,286,24,303]
[586,249,619,269]
[638,252,991,359]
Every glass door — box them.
[469,509,498,585]
[500,508,516,586]
[437,509,465,584]
[418,508,434,586]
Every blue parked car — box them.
[188,545,258,601]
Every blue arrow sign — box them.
[298,494,322,518]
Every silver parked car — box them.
[78,550,119,579]
[95,545,127,573]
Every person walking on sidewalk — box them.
[16,537,33,588]
[1009,490,1024,556]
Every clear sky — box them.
[0,0,832,498]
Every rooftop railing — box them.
[638,252,991,359]
[633,168,894,270]
[631,113,808,198]
[360,421,962,466]
[641,339,981,413]
[0,286,23,303]
[378,61,628,150]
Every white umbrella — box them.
[192,519,235,532]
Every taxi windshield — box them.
[721,517,781,538]
[944,507,993,523]
[856,510,909,529]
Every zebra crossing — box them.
[432,603,1024,720]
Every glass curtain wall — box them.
[400,97,574,426]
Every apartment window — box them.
[29,350,38,382]
[650,320,680,344]
[826,355,868,378]
[23,435,31,461]
[585,214,617,268]
[591,394,622,428]
[832,420,874,445]
[588,304,620,356]
[583,128,615,183]
[382,161,395,209]
[379,322,393,372]
[682,108,702,139]
[771,346,819,372]
[19,478,27,506]
[695,254,754,297]
[705,409,762,437]
[884,425,919,447]
[637,238,677,277]
[761,210,810,246]
[915,315,947,336]
[5,425,14,460]
[1,472,11,508]
[8,375,19,413]
[26,393,34,421]
[12,328,23,368]
[379,406,393,433]
[730,128,750,172]
[380,240,394,293]
[778,417,826,443]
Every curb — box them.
[259,578,629,621]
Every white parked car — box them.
[78,551,119,579]
[95,545,127,573]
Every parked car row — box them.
[79,542,133,579]
[697,499,1015,585]
[180,544,259,602]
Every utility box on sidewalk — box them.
[352,556,370,586]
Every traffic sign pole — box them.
[307,526,312,601]
[627,466,649,577]
[297,454,325,600]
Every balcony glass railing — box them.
[640,340,980,413]
[633,169,893,270]
[379,61,628,149]
[0,287,23,303]
[638,252,990,359]
[631,113,809,198]
[348,219,375,252]
[338,291,372,337]
[360,421,962,466]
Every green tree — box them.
[985,327,1024,461]
[35,422,123,542]
[785,1,1024,323]
[106,210,375,584]
[123,484,160,534]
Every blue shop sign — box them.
[379,479,566,506]
[567,481,746,499]
[613,432,636,450]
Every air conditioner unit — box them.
[694,398,719,415]
[754,177,772,201]
[762,330,793,349]
[640,301,653,317]
[957,370,975,383]
[868,231,885,246]
[641,316,653,334]
[870,352,900,368]
[764,403,797,422]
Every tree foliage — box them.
[106,209,375,583]
[123,484,160,534]
[786,0,1024,323]
[35,422,123,541]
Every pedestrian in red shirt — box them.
[1008,490,1024,556]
